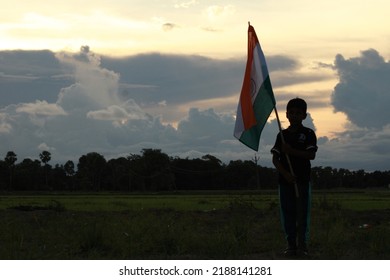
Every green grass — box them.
[0,190,389,259]
[2,190,388,212]
[313,190,390,211]
[0,192,278,212]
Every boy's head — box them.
[286,98,307,125]
[286,98,307,113]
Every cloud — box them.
[38,142,55,152]
[174,0,198,9]
[317,125,390,171]
[267,55,300,71]
[0,50,72,106]
[162,23,179,31]
[16,100,67,116]
[100,53,246,124]
[331,49,390,128]
[320,49,390,170]
[99,53,325,128]
[0,48,241,163]
[102,53,243,104]
[0,48,389,171]
[87,100,148,126]
[0,48,130,160]
[0,113,12,134]
[204,5,236,21]
[177,108,233,146]
[201,27,222,32]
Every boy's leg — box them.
[279,184,297,252]
[297,182,311,254]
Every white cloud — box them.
[0,113,12,134]
[174,0,198,9]
[16,100,67,116]
[87,100,148,127]
[204,5,236,21]
[0,48,389,171]
[38,142,55,152]
[55,46,120,108]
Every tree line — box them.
[0,149,389,192]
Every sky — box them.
[0,0,389,171]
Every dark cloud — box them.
[0,48,389,170]
[0,50,307,110]
[162,23,178,31]
[271,72,332,88]
[0,50,72,106]
[100,53,329,128]
[101,53,323,110]
[318,125,390,171]
[267,55,299,71]
[201,27,222,32]
[177,108,234,149]
[326,48,390,170]
[0,50,61,76]
[100,53,244,106]
[0,49,243,164]
[331,49,390,128]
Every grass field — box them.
[0,190,389,259]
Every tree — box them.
[140,149,175,191]
[4,151,17,190]
[39,151,51,165]
[107,157,129,191]
[39,151,52,189]
[50,164,67,190]
[64,160,76,190]
[127,153,144,192]
[77,152,107,191]
[201,154,224,189]
[225,160,258,189]
[14,159,41,190]
[64,160,75,177]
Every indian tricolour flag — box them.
[234,24,276,151]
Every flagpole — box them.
[273,105,299,198]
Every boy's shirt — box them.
[271,125,318,185]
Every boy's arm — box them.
[281,143,316,160]
[272,153,296,184]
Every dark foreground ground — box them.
[0,201,389,259]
